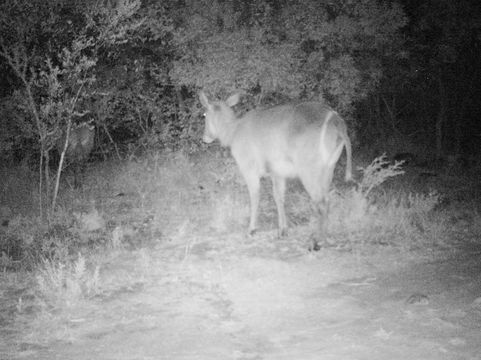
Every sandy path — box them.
[6,239,481,360]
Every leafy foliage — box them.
[170,0,407,110]
[0,0,411,166]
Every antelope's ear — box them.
[225,93,241,107]
[199,91,210,108]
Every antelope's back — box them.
[229,102,341,178]
[232,102,342,151]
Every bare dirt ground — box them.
[2,231,480,360]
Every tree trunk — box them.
[52,118,73,210]
[435,70,447,160]
[375,94,385,140]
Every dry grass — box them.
[36,254,100,309]
[1,150,480,347]
[1,151,473,268]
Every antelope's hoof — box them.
[248,229,257,237]
[278,228,288,238]
[308,240,321,252]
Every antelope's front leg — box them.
[245,175,261,236]
[272,175,288,237]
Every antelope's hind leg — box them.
[300,169,333,251]
[308,196,330,251]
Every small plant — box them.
[327,155,448,248]
[36,253,100,309]
[329,154,405,233]
[358,154,405,196]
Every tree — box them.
[370,0,481,161]
[411,0,481,160]
[0,0,142,214]
[169,0,407,114]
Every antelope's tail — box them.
[319,110,352,182]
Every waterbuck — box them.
[56,121,95,188]
[199,91,352,244]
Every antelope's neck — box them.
[218,118,240,148]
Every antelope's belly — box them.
[265,155,298,178]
